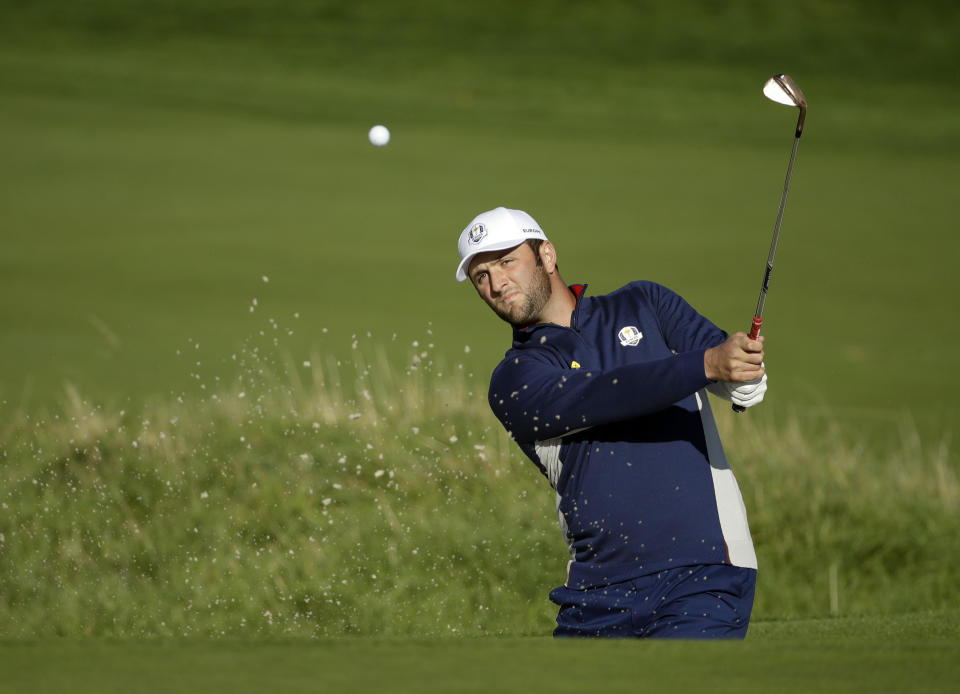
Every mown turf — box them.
[1,612,957,694]
[1,1,958,445]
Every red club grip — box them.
[733,316,764,414]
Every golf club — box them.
[733,74,807,413]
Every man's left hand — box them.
[707,371,768,408]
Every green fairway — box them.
[2,612,958,694]
[2,1,959,444]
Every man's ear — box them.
[539,241,558,273]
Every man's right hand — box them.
[704,333,765,382]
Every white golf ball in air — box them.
[368,124,390,147]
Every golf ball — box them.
[368,124,390,147]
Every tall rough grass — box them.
[724,411,957,620]
[0,337,956,637]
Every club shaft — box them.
[754,132,800,322]
[733,128,802,414]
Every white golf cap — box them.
[455,207,548,282]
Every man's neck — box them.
[538,277,577,327]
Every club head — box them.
[763,74,807,136]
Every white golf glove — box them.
[707,370,768,409]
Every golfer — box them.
[456,207,768,638]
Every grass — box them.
[0,336,556,637]
[1,612,958,694]
[1,335,956,638]
[1,0,959,441]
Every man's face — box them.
[467,243,552,326]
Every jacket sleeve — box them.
[488,349,711,443]
[649,282,728,353]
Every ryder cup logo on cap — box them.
[456,207,548,282]
[468,223,487,244]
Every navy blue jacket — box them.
[489,281,757,590]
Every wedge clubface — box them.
[733,74,807,414]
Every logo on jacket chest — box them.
[617,326,643,347]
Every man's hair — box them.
[527,239,544,265]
